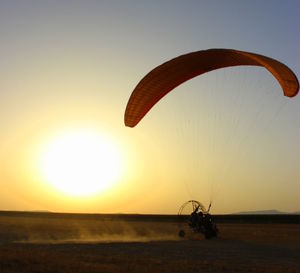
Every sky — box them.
[0,0,299,214]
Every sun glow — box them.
[40,129,122,197]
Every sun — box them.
[40,129,122,197]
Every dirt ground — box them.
[0,213,299,273]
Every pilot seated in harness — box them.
[189,206,218,239]
[189,205,199,229]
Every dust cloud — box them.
[0,214,180,244]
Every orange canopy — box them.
[125,49,299,127]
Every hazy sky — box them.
[0,0,299,214]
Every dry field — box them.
[0,212,299,273]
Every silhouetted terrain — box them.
[0,211,299,272]
[235,209,300,215]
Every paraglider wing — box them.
[124,49,299,127]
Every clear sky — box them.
[0,0,299,214]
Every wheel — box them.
[178,230,185,238]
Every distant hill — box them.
[235,209,300,215]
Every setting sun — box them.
[39,129,122,197]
